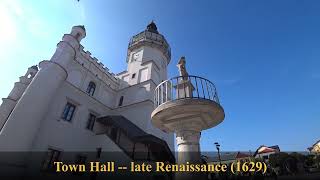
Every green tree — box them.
[290,152,305,163]
[315,155,320,168]
[269,152,289,168]
[305,154,315,166]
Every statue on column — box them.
[177,56,188,80]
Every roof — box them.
[308,140,320,152]
[254,145,280,156]
[97,115,147,137]
[97,115,175,163]
[134,134,175,162]
[269,145,280,151]
[312,140,320,147]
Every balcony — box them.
[151,75,225,133]
[128,30,171,61]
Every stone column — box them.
[176,129,201,164]
[176,129,206,180]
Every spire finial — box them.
[146,21,159,34]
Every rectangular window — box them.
[139,68,148,82]
[132,73,136,79]
[263,155,269,160]
[42,148,61,171]
[110,127,118,142]
[74,154,87,164]
[86,113,96,130]
[61,102,76,121]
[96,148,102,159]
[118,96,124,106]
[73,154,86,175]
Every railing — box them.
[128,30,171,59]
[154,75,220,108]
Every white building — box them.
[0,22,175,173]
[254,145,280,161]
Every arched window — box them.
[86,82,96,96]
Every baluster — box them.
[166,81,168,102]
[211,83,215,101]
[158,85,160,105]
[171,79,173,101]
[177,77,180,99]
[205,80,210,100]
[183,76,186,98]
[195,77,199,98]
[200,78,205,99]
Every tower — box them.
[116,22,174,149]
[119,21,171,86]
[0,25,86,152]
[0,66,38,130]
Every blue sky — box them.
[0,0,319,152]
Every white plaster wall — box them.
[0,25,175,155]
[65,58,118,109]
[66,70,83,88]
[31,81,116,151]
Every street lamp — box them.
[214,142,221,165]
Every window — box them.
[42,148,61,171]
[86,81,96,96]
[132,73,136,79]
[61,102,76,121]
[118,96,124,106]
[96,148,102,159]
[86,113,96,131]
[74,154,87,164]
[110,127,118,142]
[263,155,269,160]
[73,155,86,175]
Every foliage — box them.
[269,152,289,168]
[290,152,305,163]
[305,154,315,166]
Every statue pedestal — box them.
[174,79,195,99]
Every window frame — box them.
[86,113,96,131]
[132,73,136,79]
[86,81,96,96]
[61,102,76,122]
[74,154,87,164]
[118,96,124,106]
[42,148,62,171]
